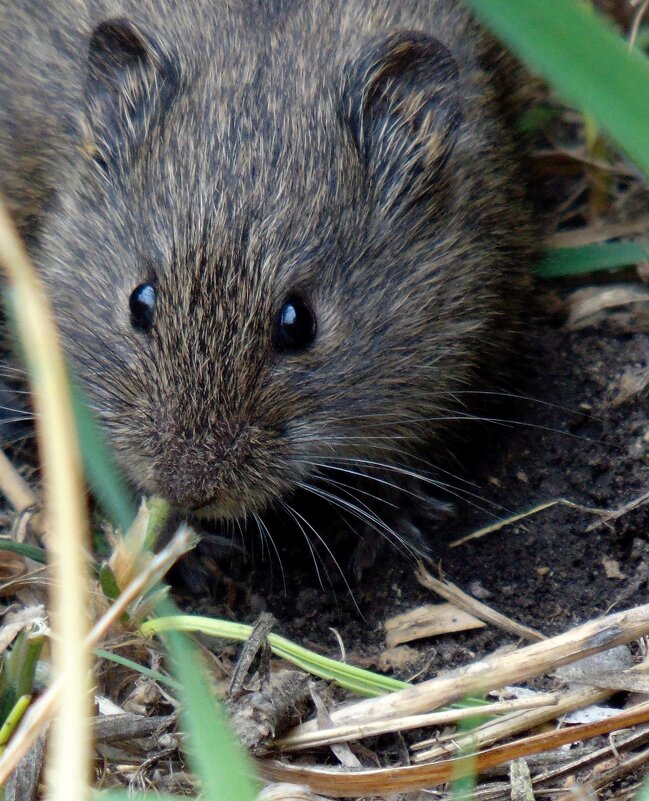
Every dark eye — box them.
[275,295,317,352]
[129,282,156,332]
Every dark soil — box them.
[173,295,649,679]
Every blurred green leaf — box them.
[0,628,43,726]
[464,0,649,179]
[0,539,46,563]
[157,600,258,801]
[98,563,121,601]
[539,241,648,278]
[93,794,179,801]
[637,776,649,801]
[71,381,135,532]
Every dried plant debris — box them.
[565,284,649,332]
[227,669,312,755]
[415,565,544,642]
[384,602,486,648]
[3,733,46,801]
[611,364,649,405]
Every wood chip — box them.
[376,645,421,672]
[602,557,626,579]
[93,714,174,744]
[384,602,485,647]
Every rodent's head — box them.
[39,13,515,521]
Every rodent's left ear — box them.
[342,31,462,209]
[85,18,179,171]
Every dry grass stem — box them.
[629,0,649,50]
[546,218,649,248]
[532,723,649,788]
[0,525,194,787]
[585,488,649,531]
[411,686,613,761]
[260,699,649,797]
[450,498,609,547]
[416,565,544,642]
[0,448,37,513]
[0,199,89,801]
[276,693,559,752]
[569,743,649,796]
[289,603,649,735]
[256,785,333,801]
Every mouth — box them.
[188,497,243,521]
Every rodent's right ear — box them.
[85,18,179,171]
[342,31,462,213]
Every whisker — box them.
[280,500,328,591]
[441,389,592,417]
[294,413,589,441]
[252,511,286,593]
[283,499,361,611]
[306,456,513,517]
[296,481,420,564]
[309,468,401,509]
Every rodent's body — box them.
[0,1,536,534]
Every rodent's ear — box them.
[85,18,179,170]
[342,31,461,210]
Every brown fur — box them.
[0,1,537,533]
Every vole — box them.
[0,1,536,544]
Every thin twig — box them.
[416,565,544,642]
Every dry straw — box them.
[0,199,90,801]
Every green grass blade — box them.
[0,539,47,563]
[142,614,409,696]
[71,380,135,532]
[539,242,649,278]
[464,0,649,179]
[93,648,181,691]
[637,777,649,801]
[156,602,258,801]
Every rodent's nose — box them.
[150,437,221,508]
[154,464,222,510]
[152,424,246,511]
